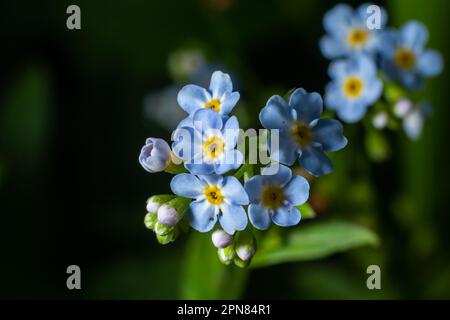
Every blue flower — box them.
[244,165,309,229]
[170,173,249,234]
[379,21,443,90]
[324,54,383,123]
[259,88,347,176]
[172,108,243,175]
[177,70,240,119]
[320,3,387,59]
[139,138,171,173]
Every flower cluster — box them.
[320,3,443,141]
[139,71,347,266]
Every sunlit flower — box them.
[380,21,443,90]
[139,138,171,173]
[259,88,347,176]
[244,165,309,229]
[170,173,249,234]
[325,54,383,123]
[177,70,240,118]
[320,3,387,59]
[172,108,243,175]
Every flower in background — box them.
[403,101,432,140]
[177,70,240,120]
[170,173,249,234]
[380,21,443,90]
[325,54,383,123]
[320,3,387,59]
[260,88,347,176]
[172,109,243,175]
[244,165,309,230]
[139,138,171,173]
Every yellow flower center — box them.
[291,122,313,146]
[347,28,368,48]
[395,48,416,70]
[203,136,225,160]
[261,186,284,209]
[343,76,364,99]
[204,186,224,205]
[204,99,221,112]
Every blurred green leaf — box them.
[296,202,316,219]
[179,232,248,299]
[365,129,391,162]
[251,220,379,268]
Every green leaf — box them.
[251,220,379,268]
[296,202,316,219]
[365,128,391,162]
[179,232,248,299]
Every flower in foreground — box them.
[244,165,309,230]
[139,138,171,173]
[172,108,243,174]
[320,3,387,59]
[170,173,249,234]
[259,88,347,176]
[380,21,443,90]
[177,70,240,119]
[325,54,383,123]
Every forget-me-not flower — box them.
[139,137,171,173]
[320,3,387,59]
[244,165,309,229]
[379,21,443,90]
[259,88,347,177]
[171,173,249,234]
[324,54,383,123]
[172,108,243,175]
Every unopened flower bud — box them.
[372,111,388,129]
[156,228,179,245]
[139,138,171,173]
[212,229,233,248]
[235,231,256,262]
[154,221,174,236]
[394,98,412,118]
[146,194,175,213]
[157,197,191,226]
[217,245,235,265]
[144,212,157,230]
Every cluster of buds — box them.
[144,195,190,244]
[212,229,256,268]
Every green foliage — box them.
[251,220,379,268]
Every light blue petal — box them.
[248,203,271,230]
[215,149,243,174]
[272,205,301,227]
[418,50,443,77]
[259,95,294,131]
[188,200,217,232]
[363,77,383,104]
[323,4,353,36]
[209,70,233,99]
[355,54,377,77]
[283,176,310,206]
[219,91,240,115]
[193,108,223,133]
[329,59,350,79]
[221,176,249,205]
[219,203,248,235]
[170,174,205,199]
[299,146,333,176]
[400,20,428,51]
[199,174,224,187]
[336,101,369,123]
[289,88,323,124]
[357,3,387,28]
[312,119,348,152]
[244,175,266,203]
[400,72,423,90]
[269,132,298,166]
[177,84,210,114]
[378,29,398,57]
[223,116,239,148]
[176,115,194,129]
[262,164,292,187]
[320,36,347,59]
[185,162,215,175]
[403,109,424,140]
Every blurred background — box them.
[1,0,449,299]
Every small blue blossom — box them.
[170,173,249,234]
[177,70,240,119]
[403,101,432,140]
[320,3,387,59]
[379,21,443,90]
[324,54,383,123]
[259,88,347,176]
[172,108,243,175]
[244,165,309,229]
[139,138,171,173]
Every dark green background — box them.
[1,0,449,299]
